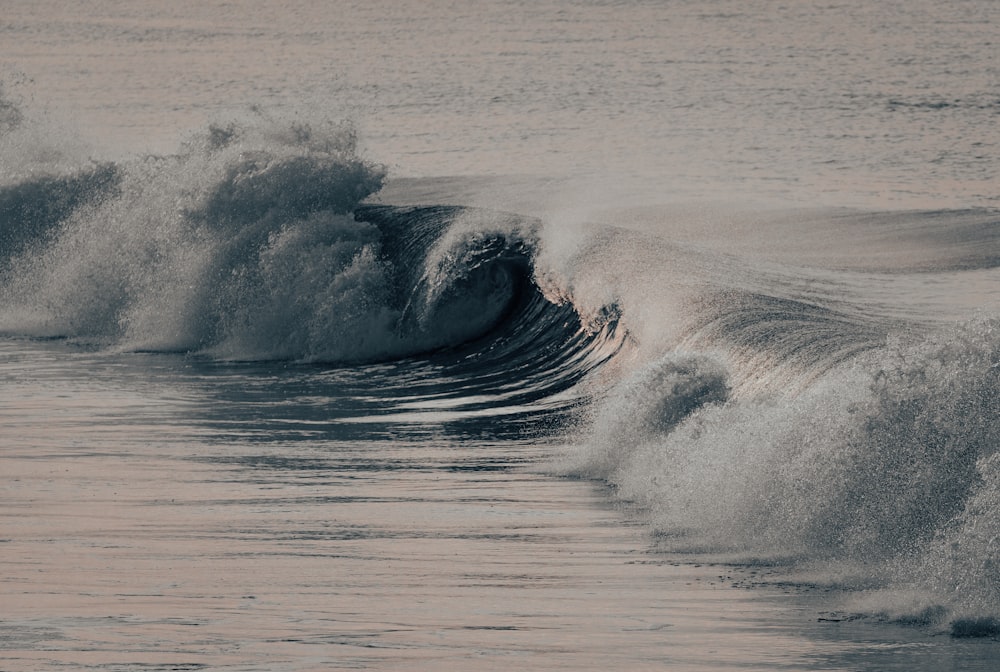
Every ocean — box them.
[1,0,999,669]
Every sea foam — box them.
[569,316,1000,627]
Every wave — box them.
[533,201,1000,633]
[2,108,999,635]
[565,313,1000,633]
[0,115,623,415]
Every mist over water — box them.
[1,1,999,669]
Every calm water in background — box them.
[2,1,1000,670]
[2,0,997,207]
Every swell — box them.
[680,289,896,394]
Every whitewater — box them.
[1,1,999,670]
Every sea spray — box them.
[0,114,397,359]
[568,353,731,480]
[0,81,23,136]
[568,316,1000,627]
[0,162,122,265]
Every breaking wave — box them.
[0,114,624,423]
[2,105,999,637]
